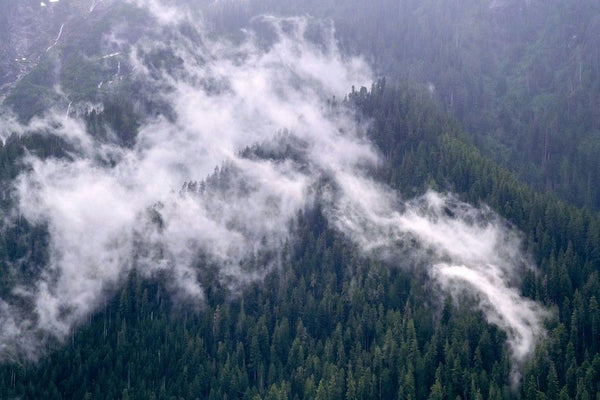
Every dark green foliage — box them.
[0,212,513,400]
[3,1,600,396]
[350,82,600,399]
[1,83,600,399]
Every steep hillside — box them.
[1,82,599,400]
[209,0,600,209]
[0,2,599,400]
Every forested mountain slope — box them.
[0,82,599,400]
[209,0,600,209]
[5,0,600,209]
[0,1,599,400]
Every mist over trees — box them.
[2,81,600,400]
[207,0,600,209]
[0,1,600,399]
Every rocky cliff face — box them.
[0,0,106,100]
[1,1,54,86]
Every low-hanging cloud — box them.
[0,1,547,380]
[329,182,548,381]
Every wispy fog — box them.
[0,1,547,379]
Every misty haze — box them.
[0,1,599,399]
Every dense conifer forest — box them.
[0,82,598,399]
[0,1,600,399]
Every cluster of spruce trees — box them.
[0,82,599,399]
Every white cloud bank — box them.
[0,1,547,380]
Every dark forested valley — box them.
[0,1,599,400]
